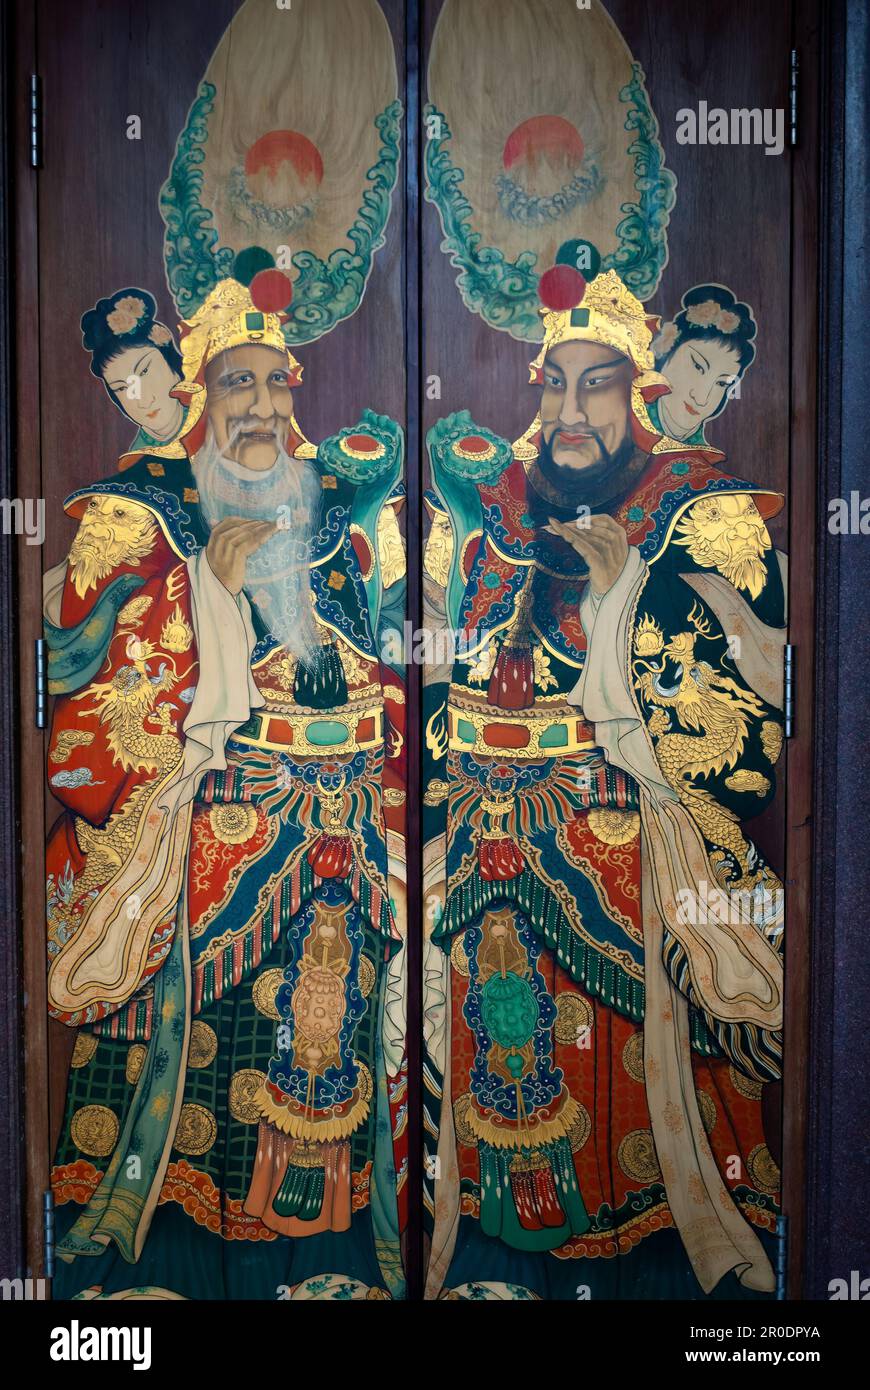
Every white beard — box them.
[192,422,322,665]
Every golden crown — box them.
[172,278,303,445]
[530,269,656,378]
[178,278,299,379]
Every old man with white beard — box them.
[43,276,408,1300]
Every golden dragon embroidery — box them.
[59,639,191,924]
[633,603,773,892]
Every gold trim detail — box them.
[587,808,640,846]
[160,604,193,654]
[228,1069,269,1125]
[696,1089,717,1134]
[760,721,784,765]
[252,1062,373,1142]
[724,769,771,796]
[424,778,450,807]
[341,435,386,461]
[125,1044,147,1086]
[452,1092,477,1147]
[462,1089,581,1152]
[188,1021,218,1069]
[618,1129,661,1184]
[450,935,470,978]
[423,511,454,586]
[252,969,285,1021]
[71,1105,120,1158]
[447,701,594,760]
[358,955,376,999]
[233,704,384,756]
[565,1101,592,1154]
[349,522,376,581]
[622,1031,645,1084]
[209,803,259,845]
[553,992,593,1045]
[512,416,541,462]
[729,1065,763,1101]
[377,502,406,589]
[531,271,657,377]
[453,437,496,463]
[71,1033,99,1069]
[747,1143,781,1195]
[173,1103,217,1157]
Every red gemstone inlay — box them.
[265,718,294,745]
[345,433,378,453]
[483,723,531,749]
[459,435,489,454]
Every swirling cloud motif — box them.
[426,0,677,334]
[50,768,104,789]
[162,0,401,343]
[178,686,197,704]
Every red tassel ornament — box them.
[307,833,352,879]
[531,1160,566,1228]
[487,645,535,710]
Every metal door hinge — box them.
[35,637,47,728]
[775,1213,788,1300]
[789,49,799,148]
[784,644,795,739]
[30,74,43,169]
[44,1189,55,1278]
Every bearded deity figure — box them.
[422,245,787,1301]
[44,273,407,1301]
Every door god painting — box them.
[44,0,407,1302]
[40,0,790,1307]
[422,0,786,1303]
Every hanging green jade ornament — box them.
[480,970,539,1078]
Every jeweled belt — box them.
[447,702,596,760]
[232,702,384,755]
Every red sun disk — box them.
[539,264,586,313]
[245,130,324,186]
[503,115,585,172]
[249,269,294,313]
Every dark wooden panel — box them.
[782,0,821,1299]
[11,0,52,1282]
[0,0,26,1283]
[803,0,870,1300]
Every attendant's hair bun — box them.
[81,288,182,379]
[668,283,757,374]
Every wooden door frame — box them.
[0,0,864,1298]
[782,0,822,1298]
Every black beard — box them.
[529,432,639,519]
[539,430,625,492]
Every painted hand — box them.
[547,513,629,596]
[205,516,277,595]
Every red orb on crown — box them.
[249,268,294,314]
[538,264,586,313]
